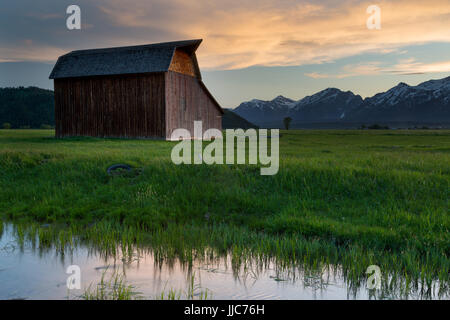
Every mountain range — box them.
[233,76,450,128]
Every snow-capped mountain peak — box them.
[366,76,450,107]
[271,95,296,107]
[416,76,450,91]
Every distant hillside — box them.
[0,87,54,128]
[233,76,450,128]
[222,109,259,129]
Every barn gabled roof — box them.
[49,39,203,79]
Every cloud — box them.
[1,0,449,70]
[304,72,331,79]
[0,45,67,63]
[25,12,64,20]
[388,58,450,75]
[92,0,450,70]
[0,58,20,63]
[305,58,450,79]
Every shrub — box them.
[283,117,292,130]
[2,122,11,129]
[368,124,389,130]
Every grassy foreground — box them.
[0,129,448,296]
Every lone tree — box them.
[283,117,292,130]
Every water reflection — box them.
[0,223,446,300]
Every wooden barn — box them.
[49,39,223,139]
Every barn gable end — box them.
[169,49,198,78]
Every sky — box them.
[0,0,449,108]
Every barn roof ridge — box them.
[65,39,203,57]
[49,39,203,79]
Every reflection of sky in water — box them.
[0,224,444,300]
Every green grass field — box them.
[0,129,448,296]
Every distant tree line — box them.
[0,87,54,129]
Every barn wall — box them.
[165,71,222,140]
[54,73,166,138]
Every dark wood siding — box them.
[165,71,222,139]
[54,73,166,138]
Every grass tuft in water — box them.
[157,272,212,300]
[82,268,143,300]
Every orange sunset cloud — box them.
[95,0,450,70]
